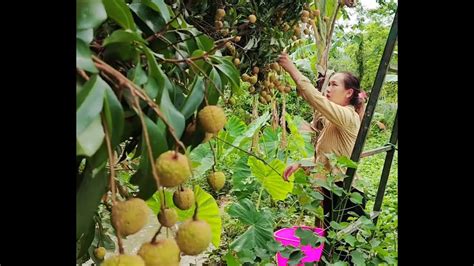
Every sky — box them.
[359,0,379,9]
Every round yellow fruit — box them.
[241,73,250,81]
[101,254,145,266]
[216,8,226,19]
[112,198,150,237]
[207,171,225,191]
[198,105,227,134]
[137,238,180,266]
[202,132,214,143]
[155,151,191,187]
[233,58,240,66]
[248,75,258,85]
[234,35,241,42]
[158,207,178,227]
[248,14,257,24]
[214,20,223,29]
[270,62,280,71]
[94,247,107,260]
[173,188,195,210]
[175,219,212,255]
[252,66,260,74]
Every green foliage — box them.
[77,0,397,264]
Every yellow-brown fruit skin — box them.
[158,208,178,227]
[216,8,226,19]
[95,247,107,260]
[137,238,180,266]
[248,14,257,23]
[207,171,225,191]
[101,254,145,266]
[175,219,212,255]
[155,151,191,187]
[112,198,150,237]
[173,188,195,210]
[198,106,227,134]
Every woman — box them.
[278,52,368,259]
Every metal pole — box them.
[373,110,398,225]
[343,9,398,192]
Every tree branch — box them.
[92,55,186,152]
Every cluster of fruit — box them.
[98,105,228,266]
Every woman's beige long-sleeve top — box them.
[297,76,364,191]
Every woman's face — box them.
[326,73,354,106]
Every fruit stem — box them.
[130,89,161,189]
[208,140,217,172]
[151,225,163,244]
[162,186,167,208]
[192,201,199,221]
[101,113,117,204]
[92,56,187,154]
[256,185,264,211]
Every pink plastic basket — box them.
[274,226,325,266]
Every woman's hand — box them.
[278,52,297,75]
[283,163,301,182]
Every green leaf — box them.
[325,0,337,20]
[158,86,185,139]
[103,0,137,30]
[207,68,222,105]
[222,112,271,157]
[287,250,305,265]
[224,116,247,137]
[76,39,98,73]
[286,113,308,158]
[295,227,323,247]
[369,238,380,248]
[128,61,148,86]
[77,75,106,136]
[130,115,168,199]
[260,127,280,158]
[309,190,324,201]
[76,164,108,240]
[248,157,293,201]
[103,29,146,46]
[180,76,205,119]
[189,50,209,75]
[337,155,358,169]
[344,234,357,247]
[77,0,107,30]
[211,56,240,92]
[330,221,344,230]
[237,249,256,264]
[129,2,165,34]
[143,0,170,23]
[77,115,105,157]
[231,156,256,198]
[149,186,222,247]
[266,239,285,253]
[350,250,366,266]
[228,199,274,251]
[77,28,94,44]
[77,219,96,259]
[224,250,241,266]
[103,87,124,147]
[144,76,159,99]
[350,192,364,204]
[189,142,214,178]
[143,48,174,97]
[196,35,214,51]
[254,246,269,258]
